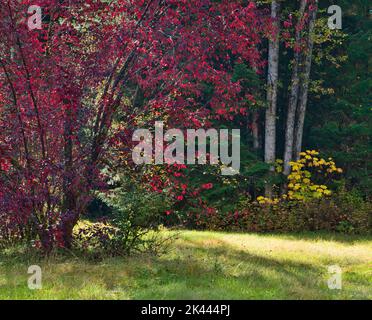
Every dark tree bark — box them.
[252,110,260,150]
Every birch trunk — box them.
[264,0,280,197]
[283,0,307,175]
[294,1,318,160]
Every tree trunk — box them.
[294,1,318,160]
[283,0,307,175]
[63,102,77,249]
[265,0,280,197]
[252,110,260,150]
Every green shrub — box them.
[74,176,173,257]
[73,221,116,255]
[188,191,371,234]
[295,190,371,234]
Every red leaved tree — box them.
[0,0,268,251]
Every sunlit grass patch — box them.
[0,230,371,300]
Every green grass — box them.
[0,230,371,300]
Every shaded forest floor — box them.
[0,231,371,300]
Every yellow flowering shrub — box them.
[257,150,343,204]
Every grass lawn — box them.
[0,230,371,300]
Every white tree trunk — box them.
[283,0,307,175]
[265,0,280,197]
[294,1,318,160]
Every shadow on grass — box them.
[1,231,370,299]
[126,240,328,299]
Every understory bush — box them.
[73,176,173,257]
[187,190,371,234]
[173,151,370,234]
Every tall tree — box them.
[294,0,318,160]
[283,0,307,175]
[264,0,280,196]
[0,0,267,250]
